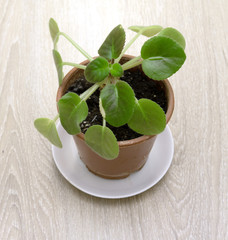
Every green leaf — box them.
[49,18,60,42]
[158,27,186,49]
[128,99,166,135]
[110,63,123,77]
[128,25,163,37]
[52,49,64,85]
[84,57,109,83]
[58,92,88,135]
[98,25,125,60]
[85,125,119,160]
[100,81,135,127]
[34,118,62,148]
[141,36,186,80]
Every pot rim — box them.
[57,54,174,147]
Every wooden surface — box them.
[0,0,228,239]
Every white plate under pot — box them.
[52,122,174,199]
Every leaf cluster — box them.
[34,19,186,160]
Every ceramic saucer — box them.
[52,122,174,199]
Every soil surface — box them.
[66,69,167,141]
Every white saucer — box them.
[52,122,174,199]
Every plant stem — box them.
[55,32,93,61]
[53,114,59,122]
[115,31,142,63]
[122,55,141,67]
[80,83,100,101]
[122,56,142,70]
[103,118,106,127]
[54,37,58,50]
[122,59,143,70]
[62,62,86,70]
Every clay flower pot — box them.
[57,55,174,179]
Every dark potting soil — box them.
[66,70,168,141]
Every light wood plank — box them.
[0,0,228,239]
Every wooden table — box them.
[1,0,227,239]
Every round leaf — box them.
[158,27,186,49]
[58,92,88,135]
[53,49,63,85]
[85,125,119,160]
[84,57,109,83]
[141,36,186,80]
[110,63,123,77]
[128,99,166,135]
[98,25,125,60]
[34,118,62,148]
[49,18,60,42]
[100,81,135,127]
[128,25,163,37]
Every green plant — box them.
[34,18,186,160]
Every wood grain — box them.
[0,0,228,239]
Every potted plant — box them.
[34,18,186,179]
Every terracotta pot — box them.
[57,55,174,179]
